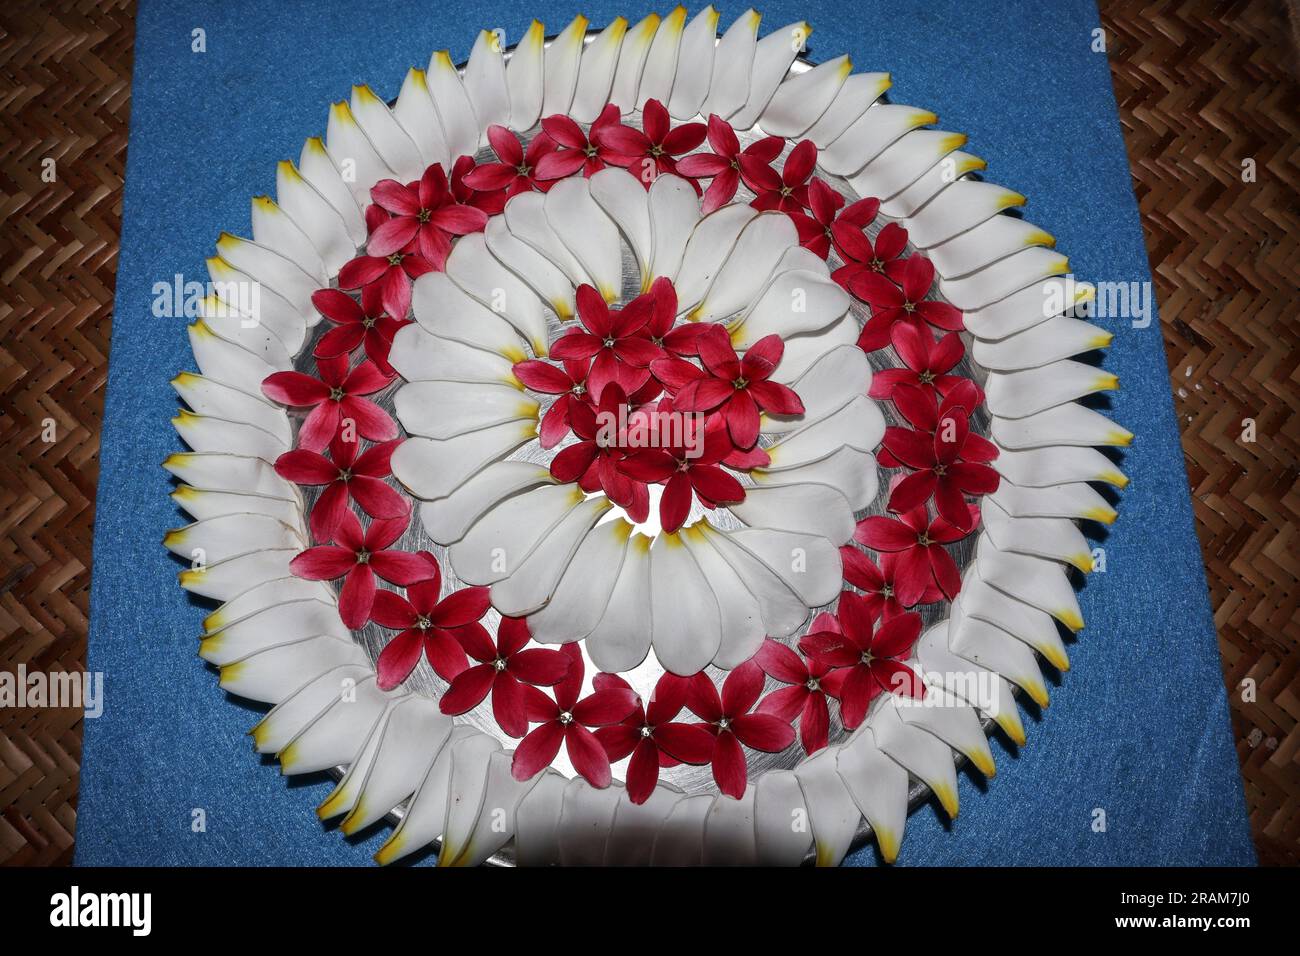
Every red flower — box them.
[274,435,406,541]
[850,255,964,352]
[659,329,804,449]
[788,178,845,258]
[637,276,712,358]
[462,125,558,198]
[880,399,999,529]
[310,285,410,376]
[364,165,488,273]
[746,138,818,214]
[619,407,745,534]
[512,643,639,787]
[512,355,591,448]
[592,99,707,188]
[288,510,431,629]
[449,154,508,216]
[534,103,626,179]
[550,284,662,400]
[754,634,847,755]
[799,593,924,729]
[686,662,796,799]
[829,198,910,288]
[869,322,969,405]
[853,502,980,606]
[261,354,396,452]
[337,246,432,324]
[839,546,941,619]
[439,616,574,738]
[370,551,491,690]
[675,114,784,214]
[594,672,716,804]
[549,383,650,522]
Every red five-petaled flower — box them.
[850,255,964,352]
[799,592,924,730]
[463,125,559,197]
[686,661,796,799]
[337,244,432,323]
[370,551,490,690]
[853,502,981,606]
[512,355,592,449]
[550,382,650,523]
[311,285,411,376]
[831,203,910,289]
[659,328,804,449]
[637,276,712,357]
[839,546,942,619]
[746,138,818,214]
[594,99,707,188]
[755,633,847,756]
[594,672,716,805]
[439,616,573,738]
[274,435,406,542]
[534,103,626,179]
[675,115,784,214]
[550,284,662,401]
[366,165,489,268]
[289,511,430,629]
[261,354,396,453]
[868,321,968,404]
[512,643,640,787]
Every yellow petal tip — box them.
[1056,609,1085,632]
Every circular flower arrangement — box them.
[164,9,1128,867]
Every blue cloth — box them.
[77,0,1254,866]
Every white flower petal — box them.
[915,619,1026,747]
[725,526,842,607]
[585,532,653,671]
[512,770,568,866]
[570,17,628,123]
[928,214,1057,280]
[589,167,653,288]
[171,372,290,446]
[880,149,987,220]
[172,409,286,461]
[976,531,1085,632]
[730,483,855,545]
[163,513,301,566]
[426,51,480,162]
[274,675,388,775]
[680,524,764,669]
[419,459,554,544]
[646,172,701,284]
[205,258,305,354]
[820,103,937,177]
[698,520,807,638]
[392,68,451,169]
[993,445,1128,489]
[390,422,536,500]
[608,13,660,113]
[985,362,1119,419]
[753,769,813,866]
[958,566,1070,671]
[764,343,870,434]
[389,323,520,387]
[249,664,375,757]
[440,746,531,867]
[325,101,396,204]
[216,635,367,704]
[991,404,1132,449]
[186,320,282,397]
[250,195,326,284]
[905,180,1027,249]
[983,498,1094,573]
[396,380,538,440]
[529,517,633,645]
[729,19,810,130]
[411,271,529,361]
[765,394,884,470]
[541,14,588,118]
[949,598,1050,707]
[545,178,623,303]
[845,128,966,203]
[649,531,721,675]
[690,211,798,323]
[604,784,685,866]
[177,548,296,602]
[702,8,760,120]
[463,31,510,141]
[490,497,611,616]
[447,234,551,357]
[666,6,719,119]
[836,730,909,863]
[278,154,360,268]
[896,688,996,777]
[940,247,1071,312]
[171,487,301,535]
[649,792,713,866]
[964,277,1096,341]
[557,778,622,865]
[702,784,757,865]
[673,204,757,313]
[770,311,860,384]
[448,483,585,585]
[199,575,326,635]
[793,749,861,867]
[373,726,483,865]
[804,71,891,148]
[975,318,1114,372]
[753,445,878,512]
[760,54,850,138]
[988,479,1117,527]
[485,217,577,320]
[200,598,348,665]
[350,84,424,181]
[869,704,960,819]
[505,190,593,290]
[729,268,849,348]
[637,5,687,109]
[507,21,546,130]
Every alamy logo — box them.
[49,886,151,936]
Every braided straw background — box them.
[0,0,1295,866]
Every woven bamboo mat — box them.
[0,0,1296,866]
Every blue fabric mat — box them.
[77,0,1254,866]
